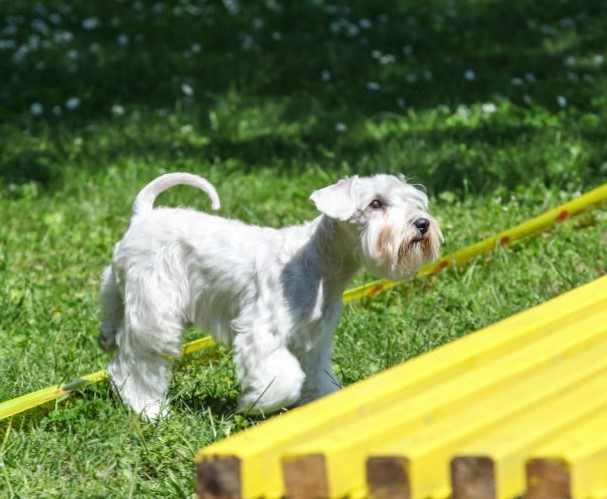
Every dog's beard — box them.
[365,221,441,281]
[396,228,441,277]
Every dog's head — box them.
[310,174,443,280]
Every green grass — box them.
[1,0,607,496]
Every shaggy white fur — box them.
[99,172,442,420]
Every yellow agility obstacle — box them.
[195,274,607,498]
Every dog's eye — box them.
[369,199,384,210]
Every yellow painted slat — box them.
[283,320,607,498]
[449,369,607,499]
[284,302,607,496]
[526,411,607,499]
[195,275,607,498]
[367,342,607,498]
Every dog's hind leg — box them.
[107,342,174,420]
[98,266,123,353]
[107,273,186,420]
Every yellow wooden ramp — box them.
[194,275,607,499]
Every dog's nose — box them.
[414,218,430,235]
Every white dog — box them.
[99,172,442,420]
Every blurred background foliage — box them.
[1,0,606,195]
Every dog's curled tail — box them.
[131,172,221,223]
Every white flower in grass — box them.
[456,105,469,119]
[0,39,16,50]
[510,77,524,86]
[12,45,29,63]
[27,34,40,50]
[524,72,536,83]
[66,97,81,110]
[181,83,194,96]
[190,43,202,53]
[111,104,125,116]
[567,72,579,83]
[366,81,381,91]
[117,34,129,46]
[30,19,49,35]
[82,17,99,30]
[53,30,73,43]
[241,35,254,50]
[48,13,61,25]
[582,74,595,83]
[321,69,331,82]
[559,17,575,28]
[593,54,604,66]
[481,102,497,114]
[334,122,347,133]
[30,102,44,116]
[52,105,62,115]
[271,31,282,41]
[563,55,576,67]
[402,45,413,55]
[540,24,553,35]
[557,95,567,108]
[380,54,395,65]
[359,19,373,29]
[222,0,239,16]
[347,24,360,37]
[464,69,476,81]
[2,25,18,36]
[405,73,418,84]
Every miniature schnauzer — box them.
[99,172,442,419]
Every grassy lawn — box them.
[1,0,607,496]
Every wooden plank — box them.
[282,302,607,497]
[195,456,241,499]
[450,370,607,499]
[195,275,607,498]
[526,410,607,499]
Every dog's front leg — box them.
[297,326,342,406]
[232,330,305,415]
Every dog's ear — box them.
[309,177,357,221]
